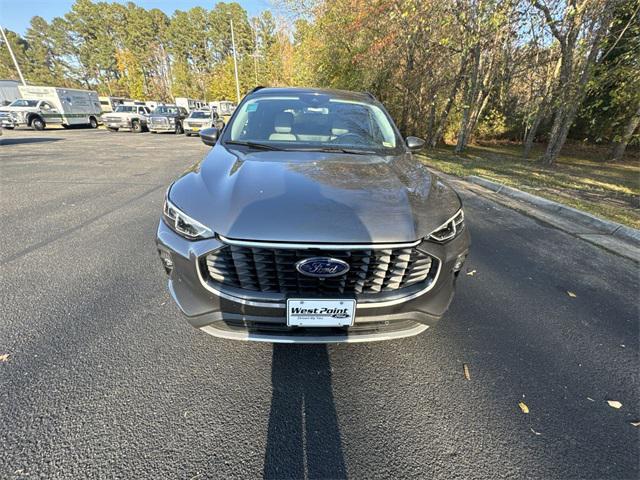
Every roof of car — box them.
[248,87,376,102]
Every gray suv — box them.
[156,87,470,343]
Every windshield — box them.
[189,111,210,119]
[10,99,39,107]
[153,106,178,114]
[223,93,399,153]
[114,105,135,113]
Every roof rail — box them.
[248,86,266,94]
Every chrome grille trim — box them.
[217,235,421,250]
[196,238,442,306]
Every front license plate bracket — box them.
[287,299,356,327]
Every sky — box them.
[0,0,274,35]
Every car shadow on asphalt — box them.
[263,344,347,479]
[0,137,63,146]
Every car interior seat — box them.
[269,112,297,141]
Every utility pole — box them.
[229,16,241,103]
[0,25,27,85]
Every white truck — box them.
[0,86,102,130]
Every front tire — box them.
[89,116,98,128]
[32,116,45,131]
[185,132,192,137]
[131,120,143,133]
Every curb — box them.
[466,175,640,246]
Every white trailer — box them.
[99,96,131,113]
[0,85,102,130]
[175,97,206,112]
[0,80,21,106]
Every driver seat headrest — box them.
[274,112,294,133]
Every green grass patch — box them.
[418,143,640,229]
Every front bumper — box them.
[103,119,132,129]
[184,123,208,135]
[156,221,470,343]
[1,116,20,128]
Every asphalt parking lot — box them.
[1,127,638,479]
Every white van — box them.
[0,86,102,130]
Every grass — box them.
[418,142,640,229]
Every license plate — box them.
[287,299,356,327]
[192,127,200,132]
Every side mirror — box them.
[406,136,425,152]
[200,127,219,147]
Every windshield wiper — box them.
[298,146,378,155]
[224,140,282,151]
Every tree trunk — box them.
[608,104,640,162]
[523,104,546,158]
[455,44,481,153]
[428,56,466,148]
[399,44,415,135]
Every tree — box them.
[532,0,617,165]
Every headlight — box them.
[428,209,464,243]
[163,194,214,240]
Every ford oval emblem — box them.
[295,257,350,278]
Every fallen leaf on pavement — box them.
[0,354,9,362]
[463,363,471,380]
[587,397,595,402]
[466,270,476,276]
[630,421,640,427]
[607,400,622,409]
[530,427,542,435]
[519,402,529,414]
[566,291,577,298]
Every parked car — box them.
[102,104,151,133]
[156,87,470,343]
[0,86,101,130]
[148,105,188,134]
[184,109,224,136]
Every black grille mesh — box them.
[202,244,437,296]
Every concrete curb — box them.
[466,175,640,246]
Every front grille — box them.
[150,117,169,127]
[202,242,438,297]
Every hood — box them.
[169,145,461,244]
[0,106,33,112]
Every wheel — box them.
[32,117,45,131]
[89,116,98,128]
[107,127,119,132]
[131,120,142,133]
[185,133,191,137]
[175,122,184,134]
